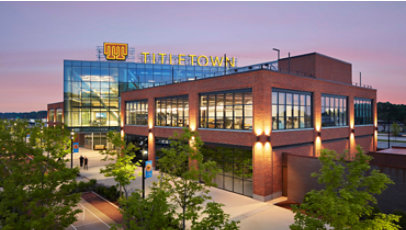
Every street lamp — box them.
[140,149,148,199]
[273,48,280,61]
[70,131,75,169]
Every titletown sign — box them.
[102,42,237,67]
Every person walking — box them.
[79,155,84,168]
[84,157,88,170]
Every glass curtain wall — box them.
[200,89,252,130]
[272,88,312,130]
[202,145,253,197]
[126,100,148,125]
[321,94,347,127]
[64,60,222,131]
[155,95,189,127]
[354,98,373,125]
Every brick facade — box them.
[121,63,377,201]
[47,101,64,126]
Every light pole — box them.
[273,48,280,61]
[70,131,75,169]
[140,149,148,199]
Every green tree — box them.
[157,128,239,230]
[290,146,400,230]
[116,183,178,230]
[0,120,81,230]
[100,131,139,199]
[391,122,401,138]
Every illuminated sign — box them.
[103,43,128,61]
[140,52,236,67]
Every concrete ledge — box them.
[253,191,282,202]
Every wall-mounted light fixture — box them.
[351,129,355,133]
[375,126,378,131]
[256,136,260,142]
[317,132,321,137]
[266,136,271,142]
[148,128,152,133]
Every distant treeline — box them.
[0,111,47,120]
[378,102,406,124]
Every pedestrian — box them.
[84,157,88,170]
[79,155,84,168]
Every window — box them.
[56,109,63,123]
[48,109,55,122]
[155,95,188,127]
[126,100,148,125]
[200,89,252,130]
[272,89,312,130]
[321,94,347,127]
[354,98,373,125]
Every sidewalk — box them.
[75,147,295,230]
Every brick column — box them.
[188,92,199,132]
[252,75,273,201]
[348,95,356,158]
[148,96,156,167]
[313,92,322,157]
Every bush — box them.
[72,179,120,202]
[393,210,406,229]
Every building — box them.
[48,43,237,148]
[121,52,377,201]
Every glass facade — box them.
[48,109,55,122]
[354,98,373,125]
[321,94,347,127]
[199,89,253,130]
[155,95,189,127]
[64,60,222,132]
[272,88,312,130]
[126,100,148,125]
[202,145,253,197]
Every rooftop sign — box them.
[140,52,236,67]
[103,43,128,61]
[99,43,237,67]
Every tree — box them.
[116,183,178,230]
[108,128,238,230]
[100,131,139,199]
[391,122,401,138]
[290,146,400,230]
[0,119,81,230]
[157,128,239,230]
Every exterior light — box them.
[317,132,321,137]
[266,136,271,142]
[70,131,75,139]
[148,128,152,133]
[256,136,260,142]
[351,129,355,133]
[375,126,378,131]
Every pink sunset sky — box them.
[0,2,405,112]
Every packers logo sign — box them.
[103,42,128,61]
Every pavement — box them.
[69,147,295,230]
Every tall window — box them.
[321,94,347,127]
[200,89,252,130]
[126,100,148,125]
[272,89,312,130]
[56,109,63,123]
[48,109,55,122]
[354,98,373,125]
[155,95,189,127]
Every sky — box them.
[0,2,406,112]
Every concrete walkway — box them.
[74,147,295,230]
